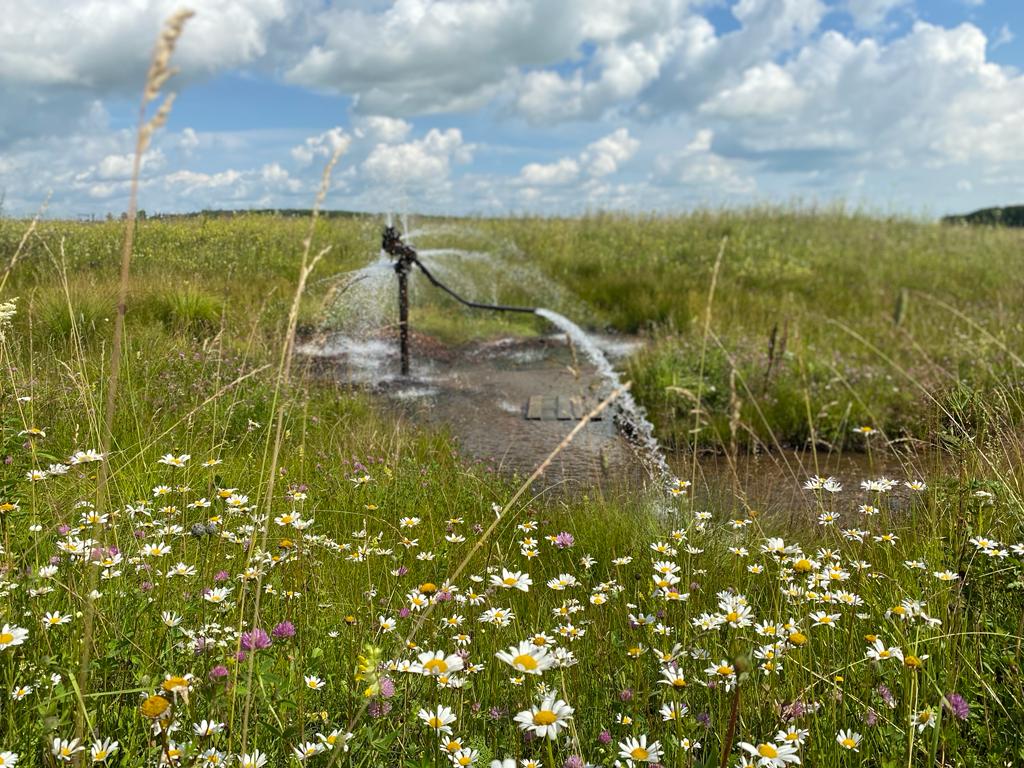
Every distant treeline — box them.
[942,205,1024,227]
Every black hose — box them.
[411,257,538,315]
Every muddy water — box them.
[305,330,928,506]
[675,448,931,521]
[305,331,647,491]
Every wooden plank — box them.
[570,396,584,419]
[556,395,572,420]
[525,394,604,421]
[526,396,544,420]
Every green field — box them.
[0,211,1023,767]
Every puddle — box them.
[305,330,647,491]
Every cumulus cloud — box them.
[0,0,304,147]
[655,130,757,196]
[361,128,473,187]
[844,0,912,29]
[517,128,638,190]
[580,128,640,177]
[518,158,580,187]
[290,128,352,167]
[287,0,687,117]
[354,116,413,144]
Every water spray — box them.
[381,226,536,375]
[380,225,682,495]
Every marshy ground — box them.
[0,210,1022,767]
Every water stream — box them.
[534,308,680,491]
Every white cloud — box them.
[354,116,413,144]
[992,24,1014,50]
[92,149,165,181]
[655,129,757,195]
[580,128,640,177]
[0,0,304,148]
[699,63,806,118]
[518,158,580,186]
[844,0,911,30]
[287,0,687,118]
[361,128,473,187]
[290,128,352,167]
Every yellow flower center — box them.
[513,654,538,670]
[446,741,462,752]
[717,665,734,675]
[726,611,740,622]
[141,694,171,718]
[424,658,447,673]
[503,577,518,585]
[630,747,649,760]
[533,710,558,725]
[0,632,13,644]
[458,757,472,766]
[428,717,443,729]
[789,632,807,645]
[758,744,779,758]
[420,583,437,594]
[532,637,547,646]
[841,738,856,748]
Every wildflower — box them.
[809,612,839,628]
[865,638,903,663]
[140,694,171,719]
[492,569,532,592]
[414,650,465,676]
[304,675,326,690]
[238,751,268,768]
[0,625,28,650]
[835,729,861,751]
[0,752,17,767]
[90,739,119,763]
[241,629,272,651]
[514,695,574,740]
[419,705,457,735]
[42,611,72,629]
[774,728,808,746]
[273,621,296,638]
[51,738,85,762]
[158,454,191,467]
[704,660,737,691]
[496,641,555,675]
[451,748,480,766]
[618,735,663,764]
[292,742,323,761]
[943,692,970,720]
[737,740,801,767]
[193,720,225,737]
[317,730,350,751]
[908,706,937,731]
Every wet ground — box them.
[303,330,925,508]
[302,331,648,492]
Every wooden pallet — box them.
[525,395,603,421]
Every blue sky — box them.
[1,0,1023,218]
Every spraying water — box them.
[534,308,680,491]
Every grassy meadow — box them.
[0,208,1023,768]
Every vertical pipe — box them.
[398,265,410,376]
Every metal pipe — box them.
[382,225,538,376]
[397,262,410,376]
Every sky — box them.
[0,0,1022,218]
